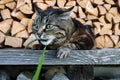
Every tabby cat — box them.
[32,6,95,59]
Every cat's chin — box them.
[40,39,53,45]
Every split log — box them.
[45,0,56,6]
[103,4,111,11]
[15,30,29,39]
[114,23,120,35]
[104,0,115,5]
[0,0,13,5]
[0,4,5,9]
[65,0,76,7]
[113,15,120,24]
[33,0,44,3]
[95,36,104,48]
[16,0,32,10]
[104,35,114,48]
[86,1,98,16]
[0,19,13,34]
[5,36,23,48]
[20,18,29,27]
[70,12,77,18]
[115,41,120,48]
[93,22,101,35]
[98,6,107,15]
[93,0,104,5]
[35,2,50,10]
[87,14,98,20]
[5,2,16,10]
[110,35,119,45]
[77,0,88,9]
[118,0,120,13]
[1,9,11,20]
[78,6,86,19]
[57,0,66,8]
[0,31,5,44]
[85,20,92,26]
[11,21,25,36]
[23,34,39,48]
[100,23,112,35]
[105,13,114,23]
[109,7,119,16]
[99,16,106,23]
[27,19,33,33]
[19,4,33,14]
[75,18,85,24]
[11,9,26,20]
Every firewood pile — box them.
[0,0,120,49]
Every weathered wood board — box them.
[0,49,120,65]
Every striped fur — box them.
[32,6,95,58]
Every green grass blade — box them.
[25,38,40,49]
[32,46,47,80]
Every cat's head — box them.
[32,6,75,45]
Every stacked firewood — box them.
[0,0,120,49]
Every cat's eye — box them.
[46,24,54,30]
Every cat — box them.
[32,6,95,59]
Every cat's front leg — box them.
[57,43,77,59]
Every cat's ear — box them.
[34,5,43,15]
[59,6,74,19]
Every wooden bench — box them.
[0,48,120,80]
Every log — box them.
[85,20,92,26]
[86,1,98,16]
[77,0,88,9]
[109,7,119,16]
[87,14,98,20]
[15,30,29,39]
[19,4,33,14]
[11,21,25,36]
[27,19,33,33]
[104,35,114,48]
[93,0,104,5]
[100,23,112,35]
[0,31,5,44]
[5,36,23,48]
[5,2,16,10]
[1,9,11,20]
[0,0,13,5]
[114,23,120,35]
[0,4,5,9]
[45,0,56,6]
[78,6,86,19]
[11,9,26,20]
[35,2,50,10]
[103,4,111,11]
[110,35,119,45]
[105,13,114,23]
[75,18,85,24]
[98,6,107,15]
[23,34,39,48]
[113,15,120,24]
[99,16,106,23]
[20,18,29,27]
[0,19,13,34]
[95,36,104,48]
[115,41,120,48]
[33,0,44,3]
[104,0,115,5]
[70,12,77,18]
[57,0,66,8]
[65,0,76,7]
[93,22,101,35]
[16,0,32,9]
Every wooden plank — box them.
[0,49,120,65]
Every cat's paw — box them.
[57,46,71,59]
